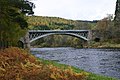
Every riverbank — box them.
[88,42,120,49]
[39,58,118,80]
[0,47,118,80]
[32,42,120,49]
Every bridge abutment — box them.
[24,32,30,49]
[20,32,30,50]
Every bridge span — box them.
[20,30,92,49]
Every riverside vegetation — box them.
[0,47,118,80]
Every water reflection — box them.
[31,48,120,79]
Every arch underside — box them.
[30,33,89,43]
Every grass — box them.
[89,41,120,48]
[38,58,119,80]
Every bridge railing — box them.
[28,30,90,33]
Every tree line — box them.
[27,16,96,30]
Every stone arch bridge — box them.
[20,30,92,48]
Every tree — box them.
[0,0,35,47]
[114,0,120,43]
[95,14,114,42]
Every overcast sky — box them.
[31,0,116,20]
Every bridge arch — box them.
[30,33,89,43]
[21,30,92,49]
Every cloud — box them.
[32,0,116,20]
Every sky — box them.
[31,0,116,20]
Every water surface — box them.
[31,48,120,79]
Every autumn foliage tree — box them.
[95,14,114,42]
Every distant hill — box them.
[77,20,99,23]
[27,16,97,30]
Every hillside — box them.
[27,16,97,30]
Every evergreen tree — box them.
[0,0,34,47]
[114,0,120,42]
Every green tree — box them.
[0,0,34,47]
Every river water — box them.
[31,47,120,79]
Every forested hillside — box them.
[27,16,96,30]
[27,16,96,48]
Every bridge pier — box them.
[20,32,30,50]
[24,32,30,49]
[88,30,92,41]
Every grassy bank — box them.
[0,47,118,80]
[89,42,120,49]
[39,58,118,80]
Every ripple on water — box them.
[31,48,120,79]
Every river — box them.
[31,47,120,79]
